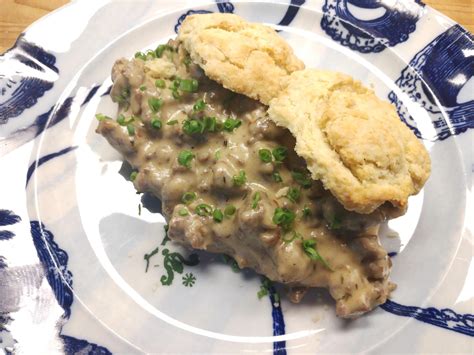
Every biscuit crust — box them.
[177,13,304,104]
[268,69,431,214]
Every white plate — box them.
[0,1,472,353]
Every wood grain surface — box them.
[0,0,473,53]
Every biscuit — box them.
[177,13,304,104]
[268,69,431,214]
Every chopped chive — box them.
[117,115,134,126]
[302,239,332,270]
[130,171,138,181]
[178,150,194,168]
[155,44,173,58]
[145,49,156,59]
[215,149,221,160]
[172,90,180,99]
[272,172,283,183]
[139,85,146,91]
[116,114,126,125]
[224,205,236,217]
[195,203,213,216]
[258,149,272,163]
[223,118,242,132]
[171,77,181,90]
[127,124,135,136]
[213,208,224,223]
[232,170,246,187]
[178,208,189,216]
[204,117,218,132]
[181,192,197,205]
[95,113,110,121]
[155,79,166,88]
[151,118,162,129]
[286,187,301,203]
[148,97,163,113]
[134,51,146,60]
[292,170,312,189]
[272,146,287,162]
[179,79,199,93]
[183,118,205,135]
[272,207,295,231]
[166,119,178,125]
[251,192,261,209]
[193,99,206,112]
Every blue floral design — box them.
[321,0,424,53]
[389,25,474,140]
[0,35,58,123]
[381,300,474,337]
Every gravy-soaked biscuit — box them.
[178,13,304,104]
[268,69,431,214]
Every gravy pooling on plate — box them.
[96,40,404,317]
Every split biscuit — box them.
[268,69,431,214]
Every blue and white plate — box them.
[1,1,472,353]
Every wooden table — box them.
[1,0,473,53]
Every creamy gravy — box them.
[97,41,398,317]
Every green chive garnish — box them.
[302,239,332,270]
[178,208,189,216]
[272,207,295,231]
[178,150,194,168]
[130,171,138,181]
[95,113,109,121]
[286,187,301,203]
[204,117,218,132]
[193,99,206,112]
[155,79,166,88]
[151,118,162,129]
[213,209,224,223]
[195,204,213,216]
[272,146,287,162]
[127,124,135,136]
[148,97,163,113]
[183,119,205,135]
[272,172,283,183]
[134,51,146,60]
[232,170,246,186]
[292,170,312,189]
[224,205,236,217]
[223,118,242,132]
[258,149,272,163]
[181,192,197,205]
[252,192,261,209]
[179,79,199,93]
[155,44,173,58]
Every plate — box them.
[0,0,472,353]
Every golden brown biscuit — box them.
[177,13,304,104]
[268,69,431,214]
